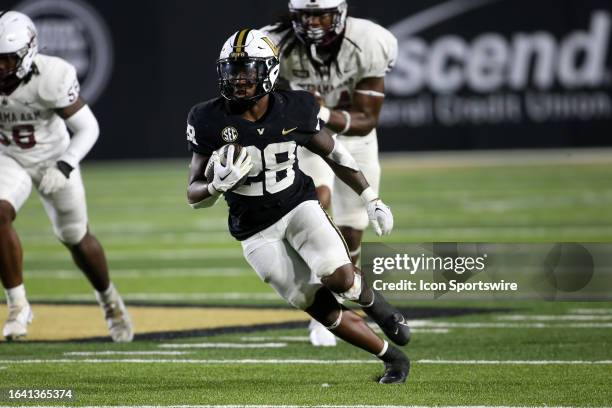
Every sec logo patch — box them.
[221,126,239,142]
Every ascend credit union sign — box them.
[381,0,612,132]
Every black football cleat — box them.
[379,312,411,346]
[379,353,410,384]
[363,290,411,346]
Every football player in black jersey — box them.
[185,29,409,384]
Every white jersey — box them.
[0,54,80,168]
[263,17,397,133]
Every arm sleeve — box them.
[59,105,99,168]
[358,27,398,80]
[39,59,81,109]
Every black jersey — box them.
[187,90,321,240]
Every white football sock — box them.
[95,282,117,304]
[5,284,27,306]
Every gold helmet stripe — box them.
[262,36,279,57]
[233,28,252,53]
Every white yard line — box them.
[569,308,612,315]
[26,267,251,279]
[158,343,287,349]
[1,359,611,365]
[25,248,243,261]
[418,360,612,365]
[497,315,612,321]
[60,292,280,301]
[408,320,612,329]
[64,351,192,356]
[240,336,311,342]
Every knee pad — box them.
[55,221,87,245]
[305,287,342,329]
[321,264,354,292]
[322,266,364,302]
[339,273,362,301]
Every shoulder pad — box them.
[187,97,226,155]
[277,90,320,134]
[37,55,80,108]
[345,18,398,78]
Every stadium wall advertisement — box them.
[380,0,612,151]
[8,0,612,158]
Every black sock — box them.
[363,289,396,321]
[377,343,408,364]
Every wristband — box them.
[56,160,74,178]
[339,110,351,134]
[360,187,377,204]
[318,106,331,123]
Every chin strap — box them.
[310,43,325,65]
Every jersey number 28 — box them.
[233,141,296,196]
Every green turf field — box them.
[1,152,611,407]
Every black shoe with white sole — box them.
[378,345,410,384]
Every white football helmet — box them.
[0,11,38,79]
[217,29,280,102]
[289,0,348,45]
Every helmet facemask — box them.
[0,52,20,81]
[217,56,279,103]
[289,2,347,46]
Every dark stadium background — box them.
[7,0,612,159]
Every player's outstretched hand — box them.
[39,165,68,195]
[211,145,252,193]
[366,198,394,236]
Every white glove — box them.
[204,150,220,182]
[367,199,394,236]
[210,145,252,193]
[361,187,394,236]
[39,166,69,195]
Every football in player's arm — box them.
[185,28,410,384]
[0,11,132,342]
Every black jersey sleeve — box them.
[186,102,217,156]
[281,90,323,146]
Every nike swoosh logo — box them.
[394,316,409,334]
[219,173,229,181]
[375,208,385,214]
[282,127,298,135]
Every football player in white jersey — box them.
[263,0,398,346]
[0,11,133,342]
